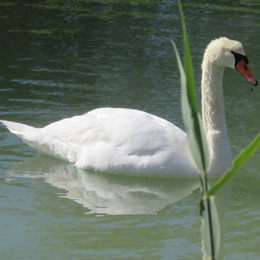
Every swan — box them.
[1,38,257,177]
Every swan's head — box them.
[203,37,258,86]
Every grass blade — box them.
[172,1,220,259]
[206,133,260,198]
[177,0,210,174]
[200,195,220,259]
[178,0,197,112]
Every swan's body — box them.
[0,108,197,176]
[1,38,257,177]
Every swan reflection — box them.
[9,154,199,215]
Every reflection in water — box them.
[201,178,233,260]
[7,154,233,259]
[208,178,233,260]
[8,154,200,215]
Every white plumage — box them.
[1,38,257,177]
[1,108,196,176]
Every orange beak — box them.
[235,59,258,86]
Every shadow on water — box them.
[7,154,200,215]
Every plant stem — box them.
[202,173,215,260]
[206,197,215,260]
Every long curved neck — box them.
[201,59,232,175]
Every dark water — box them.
[1,1,260,259]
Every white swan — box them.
[1,38,257,177]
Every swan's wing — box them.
[42,107,182,154]
[42,108,196,175]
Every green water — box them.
[0,1,260,259]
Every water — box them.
[1,1,260,259]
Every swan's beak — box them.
[235,59,258,86]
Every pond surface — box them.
[0,1,260,259]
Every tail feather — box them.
[0,119,44,151]
[1,119,53,153]
[1,120,77,163]
[1,120,35,135]
[0,120,40,138]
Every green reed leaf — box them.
[171,35,220,258]
[200,195,221,259]
[177,0,210,174]
[206,133,260,198]
[172,1,221,259]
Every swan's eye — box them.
[231,51,249,65]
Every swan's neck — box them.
[201,60,232,175]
